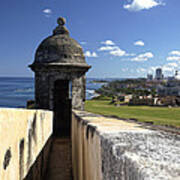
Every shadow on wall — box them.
[0,109,53,180]
[24,137,52,180]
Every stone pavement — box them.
[45,138,72,180]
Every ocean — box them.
[0,77,107,108]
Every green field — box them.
[85,100,180,128]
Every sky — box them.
[1,0,180,78]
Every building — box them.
[147,74,153,81]
[157,85,180,96]
[155,68,164,80]
[175,70,180,80]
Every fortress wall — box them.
[72,110,180,180]
[72,111,102,180]
[0,108,53,180]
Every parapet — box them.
[0,108,53,180]
[72,110,180,180]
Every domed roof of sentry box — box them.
[31,17,90,68]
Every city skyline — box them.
[1,0,180,78]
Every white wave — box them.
[15,88,34,93]
[86,89,95,94]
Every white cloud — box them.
[98,42,135,57]
[167,56,180,61]
[122,68,129,72]
[98,45,126,56]
[148,66,158,73]
[169,50,180,56]
[101,40,115,46]
[109,48,126,57]
[124,0,164,12]
[43,8,52,14]
[166,62,178,68]
[137,68,146,73]
[80,42,87,45]
[162,66,172,72]
[43,9,52,17]
[131,52,154,62]
[136,68,147,74]
[162,63,178,72]
[125,53,136,57]
[84,51,98,58]
[134,40,145,46]
[167,50,180,61]
[98,46,119,51]
[148,63,178,74]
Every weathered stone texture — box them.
[33,68,87,110]
[29,17,91,111]
[72,75,86,110]
[0,108,53,180]
[72,110,180,180]
[34,34,85,65]
[101,132,180,180]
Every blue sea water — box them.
[0,77,106,108]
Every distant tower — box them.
[155,68,163,80]
[29,17,91,136]
[175,70,180,80]
[175,70,178,76]
[147,74,153,81]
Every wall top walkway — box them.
[74,110,152,133]
[73,110,180,180]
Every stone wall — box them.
[0,108,53,180]
[1,107,179,180]
[72,112,102,180]
[72,110,180,180]
[34,66,86,110]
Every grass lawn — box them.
[85,100,180,128]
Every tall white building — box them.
[175,70,180,80]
